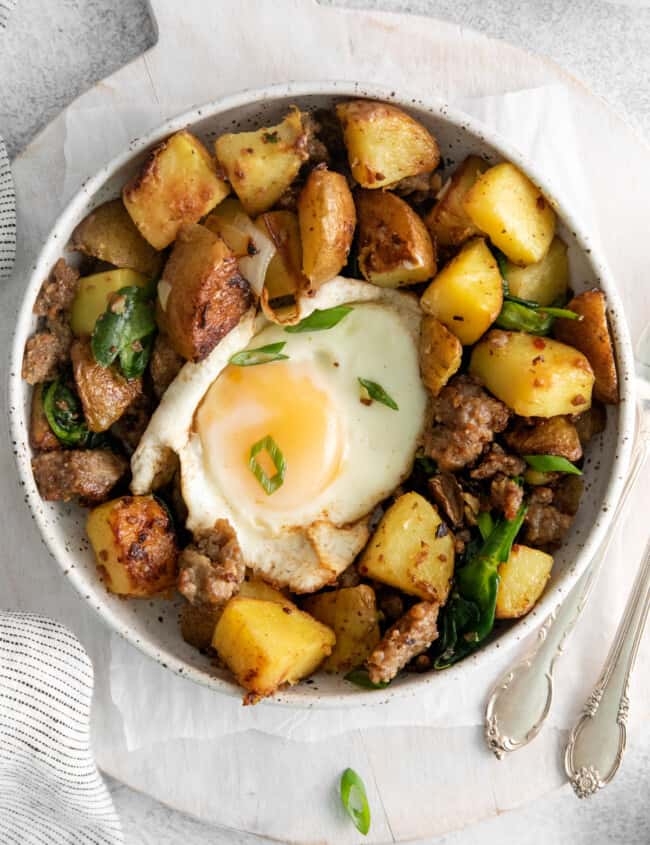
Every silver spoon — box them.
[485,331,650,787]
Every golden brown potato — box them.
[123,131,229,249]
[158,224,252,362]
[495,544,554,619]
[215,108,309,216]
[71,339,142,432]
[554,289,619,404]
[204,198,252,257]
[297,166,356,288]
[70,268,150,337]
[238,578,293,605]
[70,199,163,277]
[470,330,594,417]
[356,189,436,287]
[419,315,463,396]
[420,237,503,345]
[303,585,380,673]
[87,495,178,597]
[212,597,335,701]
[359,492,455,603]
[29,384,60,451]
[505,416,582,462]
[180,603,223,651]
[573,401,607,447]
[464,162,556,265]
[336,100,439,189]
[503,236,569,306]
[424,155,488,247]
[257,210,307,323]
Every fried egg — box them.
[131,278,427,592]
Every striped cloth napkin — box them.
[0,135,15,279]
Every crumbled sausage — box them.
[367,601,439,684]
[490,474,524,521]
[22,331,65,385]
[523,486,573,548]
[150,333,184,398]
[424,375,510,471]
[428,472,465,527]
[470,443,526,480]
[32,450,128,503]
[33,259,79,321]
[177,519,245,606]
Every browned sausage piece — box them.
[178,519,245,606]
[469,443,526,480]
[32,450,128,503]
[367,601,439,685]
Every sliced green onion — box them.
[537,306,582,320]
[476,511,495,542]
[43,379,90,446]
[358,378,399,411]
[523,454,583,476]
[344,668,390,690]
[249,435,286,494]
[284,305,353,333]
[340,768,371,836]
[229,342,289,367]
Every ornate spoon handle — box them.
[565,531,650,797]
[485,439,646,760]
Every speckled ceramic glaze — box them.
[8,82,635,707]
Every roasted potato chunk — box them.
[71,339,142,432]
[554,289,618,404]
[336,100,439,188]
[204,197,252,257]
[29,384,59,451]
[503,236,569,306]
[424,155,487,247]
[212,597,335,701]
[297,166,356,288]
[158,224,252,362]
[70,268,150,337]
[180,603,223,651]
[87,495,178,597]
[123,130,230,249]
[505,416,582,462]
[70,199,163,277]
[464,162,556,265]
[356,189,435,287]
[359,492,454,603]
[215,108,309,216]
[420,237,503,345]
[303,585,380,673]
[495,544,554,619]
[419,315,462,396]
[257,210,306,323]
[470,330,594,417]
[239,578,293,605]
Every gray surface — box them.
[0,0,157,157]
[2,0,650,843]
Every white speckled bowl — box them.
[9,82,635,706]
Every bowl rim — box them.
[8,80,636,708]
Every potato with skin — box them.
[70,199,163,277]
[71,339,142,432]
[336,100,439,189]
[215,108,309,217]
[505,416,583,462]
[470,330,594,417]
[424,155,488,247]
[554,289,619,404]
[87,495,178,597]
[419,315,462,396]
[212,597,336,701]
[420,237,503,345]
[359,492,455,604]
[464,162,556,265]
[495,544,554,619]
[204,198,252,257]
[257,210,306,323]
[123,130,230,249]
[29,384,60,451]
[70,268,150,337]
[356,189,436,287]
[503,236,569,306]
[180,603,223,651]
[303,585,380,673]
[298,167,356,288]
[158,224,252,362]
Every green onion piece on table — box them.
[249,435,286,494]
[230,342,289,366]
[358,378,399,410]
[523,454,583,475]
[340,768,371,836]
[284,305,353,333]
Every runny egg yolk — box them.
[195,360,345,512]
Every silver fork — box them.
[485,337,650,797]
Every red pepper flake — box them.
[533,337,546,349]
